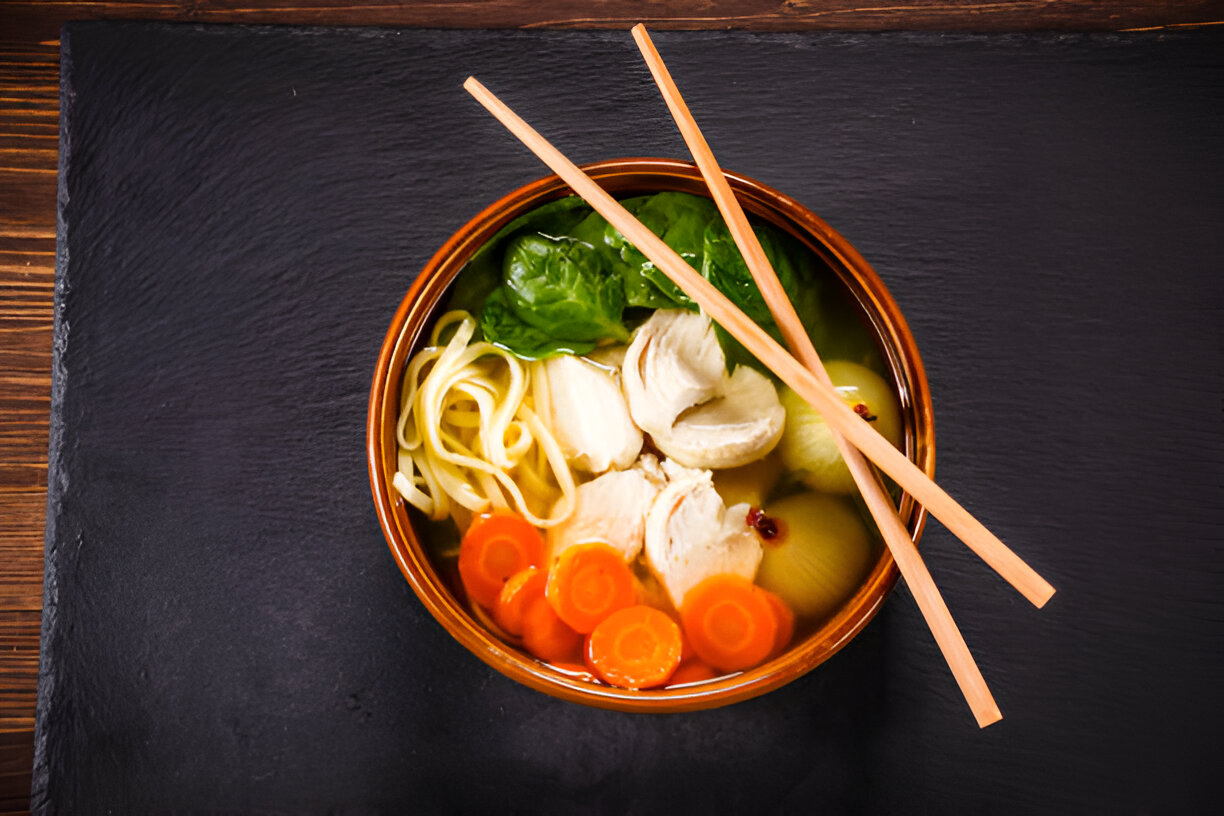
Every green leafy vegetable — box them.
[446,196,593,315]
[609,193,716,309]
[568,210,616,250]
[461,191,830,365]
[702,219,797,324]
[503,233,629,342]
[479,287,597,359]
[480,196,593,255]
[702,218,828,374]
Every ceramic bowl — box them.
[367,158,934,712]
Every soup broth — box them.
[397,191,901,689]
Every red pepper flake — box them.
[746,507,779,540]
[853,402,878,422]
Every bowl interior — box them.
[367,158,933,712]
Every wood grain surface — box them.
[0,2,1219,813]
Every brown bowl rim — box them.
[367,157,934,713]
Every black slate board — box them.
[35,22,1223,814]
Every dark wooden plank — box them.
[2,0,1222,40]
[0,22,54,803]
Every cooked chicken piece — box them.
[542,353,642,474]
[584,343,628,371]
[547,456,666,563]
[653,365,785,469]
[643,468,762,608]
[622,310,785,470]
[636,452,669,486]
[622,310,725,436]
[660,456,704,483]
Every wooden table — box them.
[0,2,1217,812]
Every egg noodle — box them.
[393,310,577,528]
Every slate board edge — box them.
[30,22,77,812]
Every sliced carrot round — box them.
[679,574,778,673]
[678,626,697,664]
[667,660,719,687]
[457,511,544,609]
[585,605,683,690]
[521,597,582,663]
[493,567,548,637]
[759,587,795,660]
[546,543,637,633]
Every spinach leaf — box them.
[447,196,593,316]
[702,218,792,323]
[457,190,831,369]
[503,233,629,343]
[567,209,615,249]
[620,265,683,310]
[445,250,502,317]
[702,218,828,374]
[479,287,597,359]
[475,196,592,263]
[608,192,716,309]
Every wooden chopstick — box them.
[627,32,1053,613]
[463,77,1054,608]
[631,24,1002,727]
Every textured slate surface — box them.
[35,22,1222,814]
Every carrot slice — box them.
[493,567,548,637]
[667,660,719,687]
[457,511,544,609]
[667,627,721,686]
[521,597,582,663]
[546,543,637,633]
[759,588,795,660]
[585,605,684,690]
[678,627,697,664]
[679,574,778,673]
[581,608,676,678]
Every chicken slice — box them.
[660,456,704,484]
[653,365,785,469]
[623,310,785,470]
[547,456,666,564]
[636,452,668,486]
[583,343,628,371]
[643,469,763,608]
[622,309,725,436]
[542,353,642,474]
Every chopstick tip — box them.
[976,705,1004,729]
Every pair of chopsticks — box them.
[464,24,1054,727]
